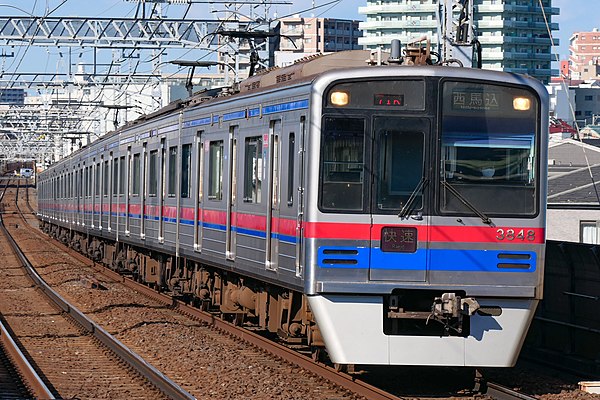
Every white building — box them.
[358,0,559,83]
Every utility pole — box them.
[439,0,478,67]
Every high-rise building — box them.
[0,88,25,105]
[358,0,559,83]
[278,16,362,53]
[216,17,362,80]
[569,29,600,80]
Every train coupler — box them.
[429,293,480,335]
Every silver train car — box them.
[37,49,548,367]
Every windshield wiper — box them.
[398,177,429,219]
[441,180,494,226]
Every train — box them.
[37,46,548,368]
[19,168,34,179]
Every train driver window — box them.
[319,117,365,212]
[440,81,538,215]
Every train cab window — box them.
[208,140,224,200]
[168,146,177,197]
[181,144,192,198]
[243,136,263,203]
[375,117,426,213]
[319,117,365,212]
[149,150,158,197]
[440,81,539,216]
[132,153,140,196]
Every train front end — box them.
[304,67,548,367]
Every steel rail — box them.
[0,180,54,399]
[19,178,406,400]
[486,381,538,400]
[0,318,55,399]
[88,264,408,400]
[6,189,196,400]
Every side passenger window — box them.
[208,140,224,200]
[149,150,158,196]
[243,136,263,203]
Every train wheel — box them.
[334,363,347,373]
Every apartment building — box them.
[216,17,361,80]
[279,16,361,53]
[569,29,600,80]
[358,0,559,83]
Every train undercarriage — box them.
[42,222,326,357]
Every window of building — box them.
[208,140,224,200]
[581,221,600,244]
[181,143,192,198]
[585,95,594,101]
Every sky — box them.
[0,0,596,79]
[1,0,595,53]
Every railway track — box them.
[0,180,193,400]
[0,318,53,399]
[10,179,547,400]
[10,182,400,398]
[0,179,54,399]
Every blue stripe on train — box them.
[318,247,536,272]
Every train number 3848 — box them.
[496,229,536,241]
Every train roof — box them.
[236,50,375,94]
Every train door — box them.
[125,148,132,235]
[226,126,238,260]
[93,161,97,228]
[295,117,307,277]
[266,120,281,271]
[141,143,147,239]
[194,131,204,252]
[159,139,166,243]
[111,154,118,232]
[369,117,430,282]
[102,157,108,230]
[75,166,80,226]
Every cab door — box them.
[369,117,430,282]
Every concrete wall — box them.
[547,208,599,242]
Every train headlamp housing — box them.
[513,97,531,111]
[330,91,349,106]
